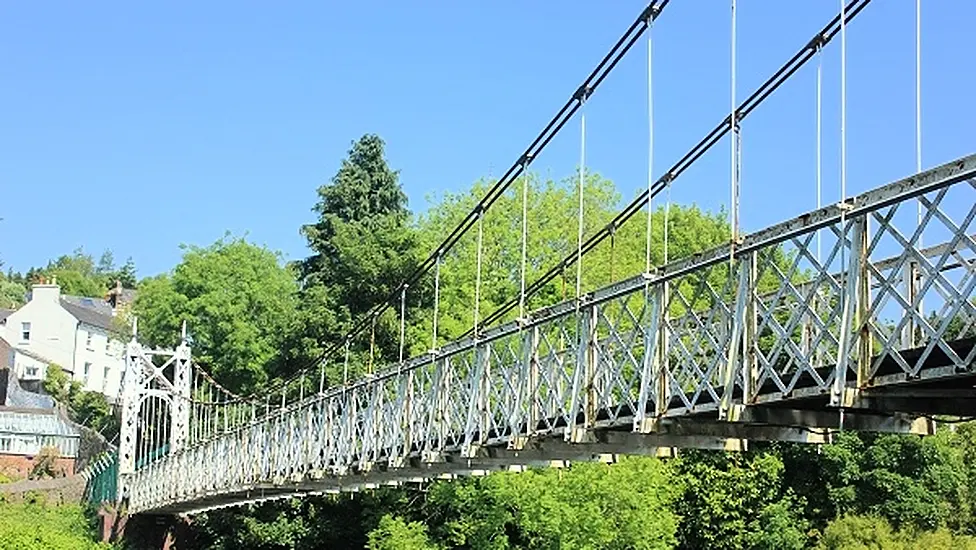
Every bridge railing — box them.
[125,155,976,514]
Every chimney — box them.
[0,368,9,406]
[30,281,62,303]
[108,280,122,314]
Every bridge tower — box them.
[117,321,193,503]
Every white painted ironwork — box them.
[121,155,976,515]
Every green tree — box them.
[116,257,138,288]
[816,515,904,550]
[427,457,679,550]
[70,391,116,437]
[31,249,105,297]
[368,515,438,550]
[816,515,976,550]
[43,363,80,405]
[42,364,118,439]
[20,248,138,297]
[675,451,809,550]
[195,489,410,550]
[0,273,26,308]
[0,501,109,549]
[780,429,971,536]
[293,134,420,378]
[133,235,299,392]
[413,173,731,353]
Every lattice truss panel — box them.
[124,157,976,514]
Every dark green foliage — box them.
[816,515,976,549]
[43,364,119,440]
[0,272,26,308]
[133,236,300,393]
[778,430,972,536]
[194,489,410,550]
[292,134,421,379]
[675,451,809,550]
[368,515,438,550]
[0,501,110,549]
[428,457,680,550]
[17,248,138,298]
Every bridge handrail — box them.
[166,153,976,448]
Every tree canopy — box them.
[291,134,421,380]
[36,132,976,550]
[132,236,299,392]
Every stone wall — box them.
[0,454,74,481]
[0,472,85,505]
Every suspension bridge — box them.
[87,0,975,516]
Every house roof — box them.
[1,368,55,409]
[60,298,117,332]
[61,295,115,317]
[11,345,57,367]
[0,309,13,323]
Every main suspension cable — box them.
[645,13,655,274]
[246,1,672,400]
[576,96,587,302]
[469,0,872,336]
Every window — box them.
[25,366,38,377]
[103,367,111,390]
[83,362,91,380]
[85,331,93,349]
[0,438,10,452]
[105,340,111,353]
[21,322,31,342]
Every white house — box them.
[0,283,128,401]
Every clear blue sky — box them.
[1,1,973,278]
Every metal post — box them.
[645,14,654,275]
[570,304,597,443]
[635,282,662,433]
[855,217,872,388]
[399,286,408,363]
[171,321,192,453]
[743,252,758,405]
[832,215,862,406]
[520,171,530,323]
[816,42,823,263]
[343,339,351,386]
[840,0,847,205]
[368,317,376,375]
[721,256,748,419]
[576,97,587,301]
[585,305,598,436]
[474,209,484,334]
[914,0,925,345]
[318,361,326,395]
[657,281,671,418]
[462,342,487,457]
[432,253,441,352]
[524,326,540,439]
[119,340,141,476]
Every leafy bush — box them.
[0,501,109,549]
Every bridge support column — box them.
[721,252,753,419]
[170,329,192,453]
[855,216,873,389]
[569,303,598,443]
[462,342,488,458]
[635,281,663,433]
[119,338,142,477]
[832,214,867,406]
